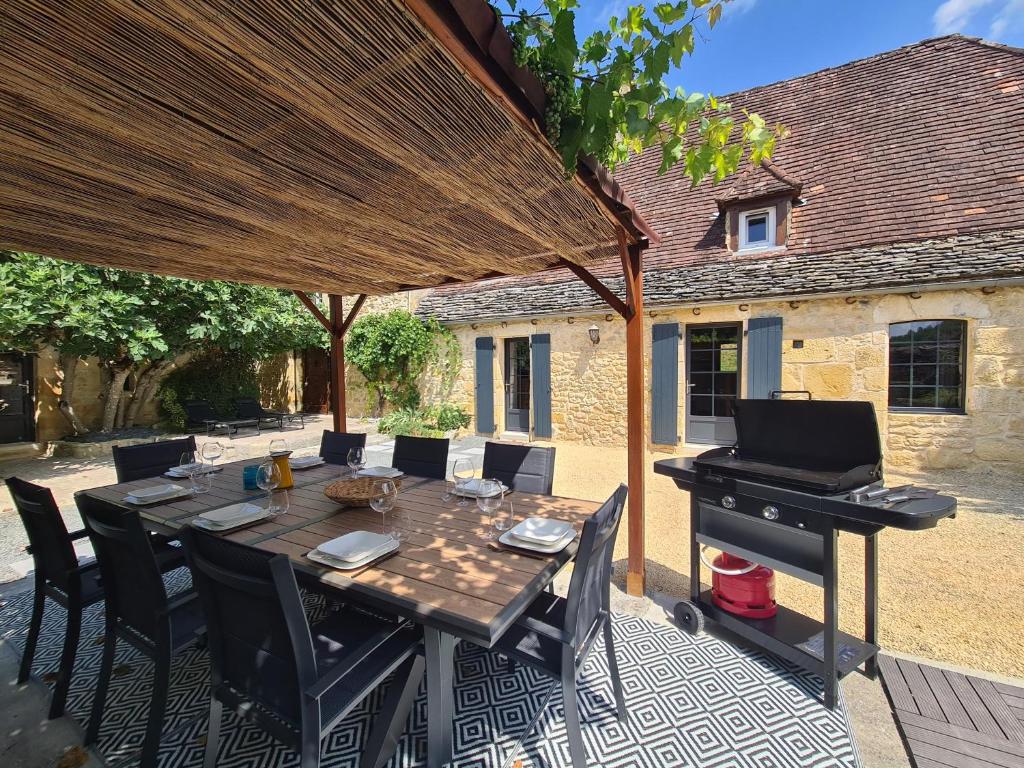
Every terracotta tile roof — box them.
[416,228,1024,322]
[713,159,801,208]
[418,35,1024,318]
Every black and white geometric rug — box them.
[0,570,860,767]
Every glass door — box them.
[503,338,531,433]
[685,324,740,444]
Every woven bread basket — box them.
[324,476,402,506]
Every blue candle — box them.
[243,464,260,490]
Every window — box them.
[739,207,775,250]
[888,320,966,412]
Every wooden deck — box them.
[879,654,1024,768]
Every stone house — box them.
[413,35,1024,473]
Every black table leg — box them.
[425,626,457,767]
[864,532,879,680]
[823,521,838,710]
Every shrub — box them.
[427,403,471,432]
[158,351,260,430]
[378,403,470,437]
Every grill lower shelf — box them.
[696,589,879,680]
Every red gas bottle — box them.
[706,550,777,619]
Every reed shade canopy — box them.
[0,0,655,295]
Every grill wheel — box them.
[674,600,705,635]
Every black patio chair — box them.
[5,476,105,720]
[111,436,197,483]
[235,398,305,431]
[391,435,448,479]
[77,497,206,768]
[493,484,629,768]
[481,442,556,495]
[318,430,368,465]
[184,399,259,437]
[179,528,424,768]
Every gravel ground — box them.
[2,431,1021,678]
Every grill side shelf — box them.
[820,494,956,530]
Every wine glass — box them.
[200,440,223,464]
[477,479,506,540]
[347,446,366,478]
[269,438,287,456]
[256,460,282,514]
[369,479,400,541]
[452,458,474,507]
[179,450,198,472]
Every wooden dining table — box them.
[75,458,602,767]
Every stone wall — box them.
[428,284,1024,474]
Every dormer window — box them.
[739,207,775,251]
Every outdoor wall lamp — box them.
[588,324,600,345]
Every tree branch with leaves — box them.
[500,0,785,184]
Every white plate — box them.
[124,484,192,505]
[307,538,399,570]
[192,507,273,531]
[357,466,404,479]
[198,502,264,525]
[509,517,575,544]
[165,465,220,478]
[500,527,576,554]
[457,479,509,498]
[317,530,394,561]
[290,456,326,469]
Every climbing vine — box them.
[498,0,785,183]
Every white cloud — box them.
[934,0,995,33]
[728,0,759,14]
[990,0,1024,35]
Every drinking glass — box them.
[201,440,223,464]
[347,447,366,478]
[269,438,288,456]
[189,466,212,494]
[271,489,290,516]
[477,479,505,540]
[369,479,400,541]
[256,460,282,514]
[452,458,474,507]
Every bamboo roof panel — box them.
[0,0,640,294]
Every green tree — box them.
[0,252,325,434]
[498,0,785,183]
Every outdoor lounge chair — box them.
[111,436,196,483]
[77,498,206,768]
[319,430,367,465]
[184,399,259,437]
[235,397,305,431]
[481,442,556,495]
[493,484,629,768]
[391,435,449,479]
[180,528,424,768]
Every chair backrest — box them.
[318,430,367,465]
[481,442,556,495]
[391,435,449,479]
[234,398,262,419]
[180,528,316,725]
[184,399,218,424]
[5,477,79,590]
[111,436,197,482]
[563,484,628,650]
[76,496,169,641]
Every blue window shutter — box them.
[651,323,680,445]
[474,337,495,434]
[531,334,552,439]
[747,317,783,399]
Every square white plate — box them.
[198,502,264,525]
[509,517,575,544]
[317,530,394,561]
[500,527,575,554]
[192,506,272,531]
[124,484,191,505]
[290,456,326,469]
[307,538,399,570]
[165,464,220,478]
[357,466,403,479]
[457,479,508,498]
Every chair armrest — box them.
[513,614,571,645]
[165,591,199,613]
[304,624,412,701]
[69,528,90,542]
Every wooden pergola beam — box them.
[328,295,347,433]
[339,294,367,337]
[294,290,332,335]
[621,233,646,596]
[558,258,631,320]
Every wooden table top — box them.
[77,460,603,646]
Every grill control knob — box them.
[762,505,780,521]
[721,495,736,510]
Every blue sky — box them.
[571,0,1024,95]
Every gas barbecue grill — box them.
[654,398,956,710]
